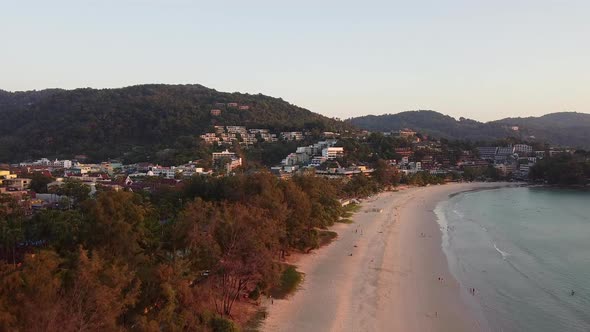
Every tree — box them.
[27,210,84,254]
[0,195,26,265]
[81,191,153,264]
[343,174,379,198]
[0,250,64,331]
[529,154,589,185]
[28,172,54,193]
[59,249,140,331]
[373,159,400,187]
[172,198,281,317]
[53,179,91,208]
[212,203,279,317]
[0,249,140,332]
[293,175,342,229]
[281,181,312,252]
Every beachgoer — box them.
[571,290,575,296]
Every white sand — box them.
[261,183,503,332]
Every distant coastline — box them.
[447,181,526,198]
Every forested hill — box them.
[0,84,346,162]
[348,110,590,148]
[491,112,590,148]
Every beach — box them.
[261,182,504,332]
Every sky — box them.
[1,0,589,121]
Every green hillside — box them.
[348,110,590,148]
[0,84,346,162]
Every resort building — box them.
[322,147,344,160]
[514,144,533,155]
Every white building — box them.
[149,166,177,179]
[226,126,247,135]
[52,159,72,168]
[322,147,344,160]
[415,162,422,171]
[514,144,533,155]
[213,150,237,161]
[281,131,304,141]
[212,150,242,173]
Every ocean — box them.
[435,186,590,332]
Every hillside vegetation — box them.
[348,110,590,148]
[0,84,346,162]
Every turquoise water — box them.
[436,186,590,332]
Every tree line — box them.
[0,171,379,331]
[529,152,590,185]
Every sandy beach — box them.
[261,182,505,332]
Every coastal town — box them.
[3,1,590,330]
[0,122,580,215]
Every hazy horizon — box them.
[2,0,589,121]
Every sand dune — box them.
[261,183,502,332]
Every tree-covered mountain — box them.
[348,110,590,148]
[0,84,347,162]
[491,112,590,148]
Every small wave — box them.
[494,243,510,259]
[452,208,465,218]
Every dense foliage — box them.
[529,152,590,185]
[348,110,590,149]
[0,85,349,163]
[0,172,357,331]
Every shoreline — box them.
[260,182,510,332]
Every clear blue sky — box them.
[1,0,588,121]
